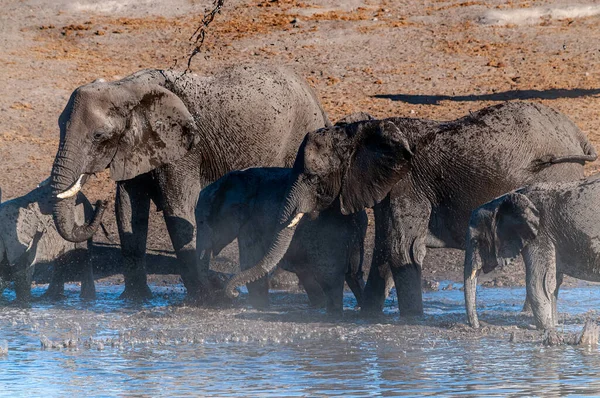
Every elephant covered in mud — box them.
[197,167,367,313]
[0,181,99,302]
[465,175,600,330]
[50,64,329,301]
[225,102,597,317]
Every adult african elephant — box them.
[50,64,330,301]
[224,102,597,316]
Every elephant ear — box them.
[339,120,414,215]
[493,192,540,262]
[110,84,198,181]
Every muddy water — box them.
[1,282,599,396]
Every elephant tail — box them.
[530,147,598,171]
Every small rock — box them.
[442,283,454,291]
[509,332,516,343]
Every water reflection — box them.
[0,283,599,396]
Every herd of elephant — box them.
[2,63,600,331]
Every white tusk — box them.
[56,174,84,199]
[287,213,304,228]
[37,177,51,188]
[470,268,479,280]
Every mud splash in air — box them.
[479,4,600,26]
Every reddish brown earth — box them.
[2,0,600,289]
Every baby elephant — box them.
[196,167,367,313]
[0,181,100,302]
[464,175,600,330]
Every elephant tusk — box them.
[287,213,304,228]
[56,174,84,199]
[470,268,479,280]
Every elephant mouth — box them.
[56,174,88,199]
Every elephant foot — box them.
[41,290,65,301]
[42,283,65,301]
[360,297,385,314]
[80,286,96,301]
[119,284,153,301]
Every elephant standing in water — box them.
[50,65,329,301]
[196,167,367,313]
[0,181,99,302]
[225,102,596,316]
[465,176,600,330]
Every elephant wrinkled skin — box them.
[50,64,329,301]
[465,175,600,330]
[225,102,597,316]
[196,167,367,313]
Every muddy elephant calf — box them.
[465,175,600,330]
[0,182,102,302]
[196,167,367,313]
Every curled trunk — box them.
[225,180,307,298]
[464,249,480,329]
[225,222,298,298]
[51,150,106,243]
[53,197,107,243]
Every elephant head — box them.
[225,118,415,297]
[51,70,198,242]
[464,192,540,328]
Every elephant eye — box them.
[93,130,110,141]
[306,174,319,184]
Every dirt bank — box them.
[2,0,600,288]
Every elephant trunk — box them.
[225,179,309,298]
[51,150,106,243]
[464,247,481,329]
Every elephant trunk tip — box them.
[225,278,241,299]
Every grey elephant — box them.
[0,181,98,302]
[465,175,600,330]
[49,64,329,301]
[196,167,367,313]
[224,102,597,317]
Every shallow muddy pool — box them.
[1,282,599,396]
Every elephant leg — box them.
[116,179,152,300]
[316,269,345,315]
[363,199,394,313]
[345,244,365,308]
[44,259,66,300]
[523,238,557,330]
[553,272,563,326]
[295,268,327,308]
[79,242,96,300]
[156,165,207,301]
[13,262,34,303]
[363,195,431,316]
[521,296,533,313]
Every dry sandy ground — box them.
[2,0,600,288]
